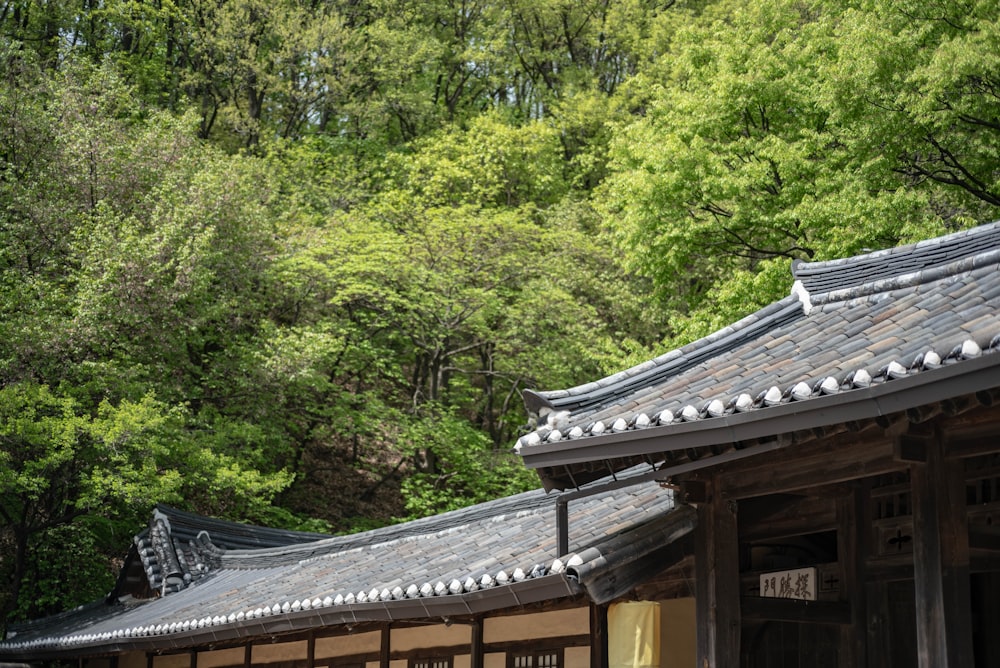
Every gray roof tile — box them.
[516,223,1000,483]
[1,476,678,658]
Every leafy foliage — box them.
[11,522,116,621]
[599,0,995,343]
[2,0,999,628]
[0,384,175,617]
[398,410,536,519]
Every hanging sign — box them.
[759,567,817,601]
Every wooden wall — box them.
[123,599,696,668]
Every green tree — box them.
[398,410,535,519]
[0,58,308,620]
[820,0,1000,220]
[596,0,994,343]
[379,112,567,209]
[0,384,181,622]
[255,106,669,523]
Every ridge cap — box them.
[809,245,1000,306]
[792,221,1000,277]
[218,488,553,567]
[531,295,802,408]
[792,221,1000,303]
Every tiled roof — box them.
[516,222,1000,488]
[0,478,680,659]
[132,505,331,595]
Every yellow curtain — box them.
[608,601,661,668]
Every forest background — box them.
[1,0,998,630]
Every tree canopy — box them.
[1,0,997,627]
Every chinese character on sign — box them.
[759,567,817,601]
[794,571,812,599]
[779,573,792,597]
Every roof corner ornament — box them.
[521,389,555,420]
[149,516,185,595]
[791,279,813,315]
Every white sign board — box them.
[759,567,817,601]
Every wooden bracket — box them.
[894,435,928,463]
[678,480,707,504]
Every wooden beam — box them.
[483,636,590,653]
[739,494,837,542]
[868,553,1000,581]
[311,652,380,666]
[719,435,903,500]
[632,555,696,601]
[864,581,892,668]
[391,645,471,661]
[695,477,740,667]
[910,435,975,668]
[740,597,850,625]
[970,528,1000,552]
[939,402,1000,444]
[946,434,1000,459]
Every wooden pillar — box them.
[695,477,741,668]
[910,435,974,668]
[837,483,870,668]
[244,643,252,668]
[863,581,892,668]
[590,603,609,668]
[380,624,391,668]
[308,631,316,668]
[471,619,484,668]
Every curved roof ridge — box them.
[528,295,803,414]
[150,505,332,548]
[806,245,1000,307]
[218,487,552,568]
[792,221,1000,302]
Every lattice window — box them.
[968,475,1000,505]
[871,472,912,520]
[966,454,1000,505]
[410,657,453,668]
[507,649,563,668]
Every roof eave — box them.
[519,354,1000,472]
[0,575,582,661]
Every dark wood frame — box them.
[505,647,564,668]
[408,656,454,668]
